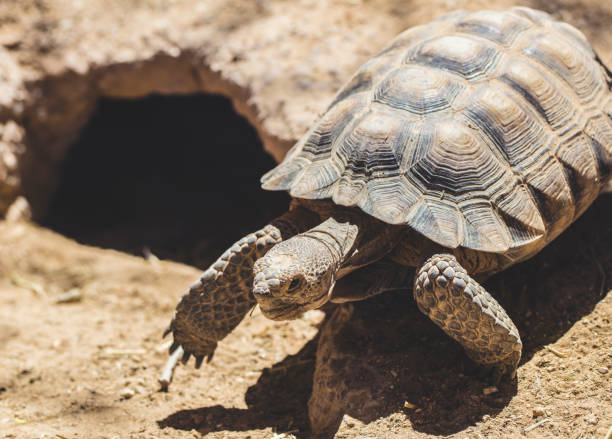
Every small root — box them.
[545,345,567,358]
[155,339,173,353]
[10,273,47,296]
[159,346,183,391]
[524,418,549,433]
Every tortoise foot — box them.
[414,253,522,380]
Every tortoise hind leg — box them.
[414,254,522,382]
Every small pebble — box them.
[5,196,32,223]
[597,366,608,374]
[119,388,135,399]
[584,413,598,425]
[532,406,546,417]
[53,289,82,304]
[133,385,146,395]
[342,415,355,428]
[482,386,498,396]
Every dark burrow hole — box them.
[42,94,290,268]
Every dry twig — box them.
[524,418,549,433]
[10,273,47,296]
[545,345,567,358]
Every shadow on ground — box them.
[158,337,319,436]
[158,195,612,438]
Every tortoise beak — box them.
[253,281,271,298]
[253,278,305,320]
[252,278,282,310]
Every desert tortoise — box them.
[164,7,612,382]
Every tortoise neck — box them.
[269,205,321,240]
[298,216,360,269]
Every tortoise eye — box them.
[288,278,301,291]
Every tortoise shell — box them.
[261,7,612,253]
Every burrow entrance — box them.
[42,94,290,268]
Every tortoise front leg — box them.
[414,254,522,382]
[163,206,319,373]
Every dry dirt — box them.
[1,0,612,438]
[0,195,611,439]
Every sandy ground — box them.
[0,0,611,438]
[2,0,612,213]
[0,196,610,439]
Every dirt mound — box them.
[0,1,611,438]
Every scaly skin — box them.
[164,205,319,366]
[251,206,402,320]
[414,254,522,381]
[166,204,522,384]
[252,216,360,320]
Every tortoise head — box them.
[252,235,337,320]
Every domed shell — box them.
[261,7,612,252]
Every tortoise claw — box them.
[181,350,191,364]
[162,323,173,338]
[169,340,180,354]
[194,355,204,369]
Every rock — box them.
[119,387,135,399]
[1,1,609,218]
[0,0,401,216]
[341,414,361,428]
[52,289,83,304]
[532,406,546,417]
[5,196,31,222]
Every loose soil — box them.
[1,1,612,438]
[0,193,610,439]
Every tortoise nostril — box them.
[253,283,271,297]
